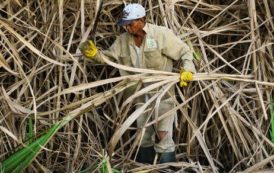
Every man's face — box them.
[124,19,144,35]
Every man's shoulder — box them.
[146,23,172,35]
[116,32,130,42]
[147,23,169,30]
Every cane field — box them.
[0,0,274,172]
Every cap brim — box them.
[117,19,134,26]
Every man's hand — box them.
[180,70,193,87]
[79,40,98,59]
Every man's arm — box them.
[161,28,196,73]
[80,37,121,64]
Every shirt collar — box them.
[128,23,149,46]
[142,23,149,33]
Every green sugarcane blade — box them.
[2,122,61,173]
[101,159,107,173]
[112,168,122,173]
[193,46,202,61]
[180,31,202,61]
[2,80,132,172]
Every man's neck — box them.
[133,30,145,47]
[133,30,146,38]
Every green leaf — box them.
[112,168,122,173]
[1,122,61,173]
[181,32,202,61]
[101,159,107,173]
[2,81,131,172]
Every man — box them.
[80,3,196,164]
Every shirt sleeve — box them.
[162,28,196,73]
[92,37,121,64]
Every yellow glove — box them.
[79,40,98,59]
[180,70,193,87]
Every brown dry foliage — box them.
[0,0,273,172]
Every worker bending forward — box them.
[80,3,196,164]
